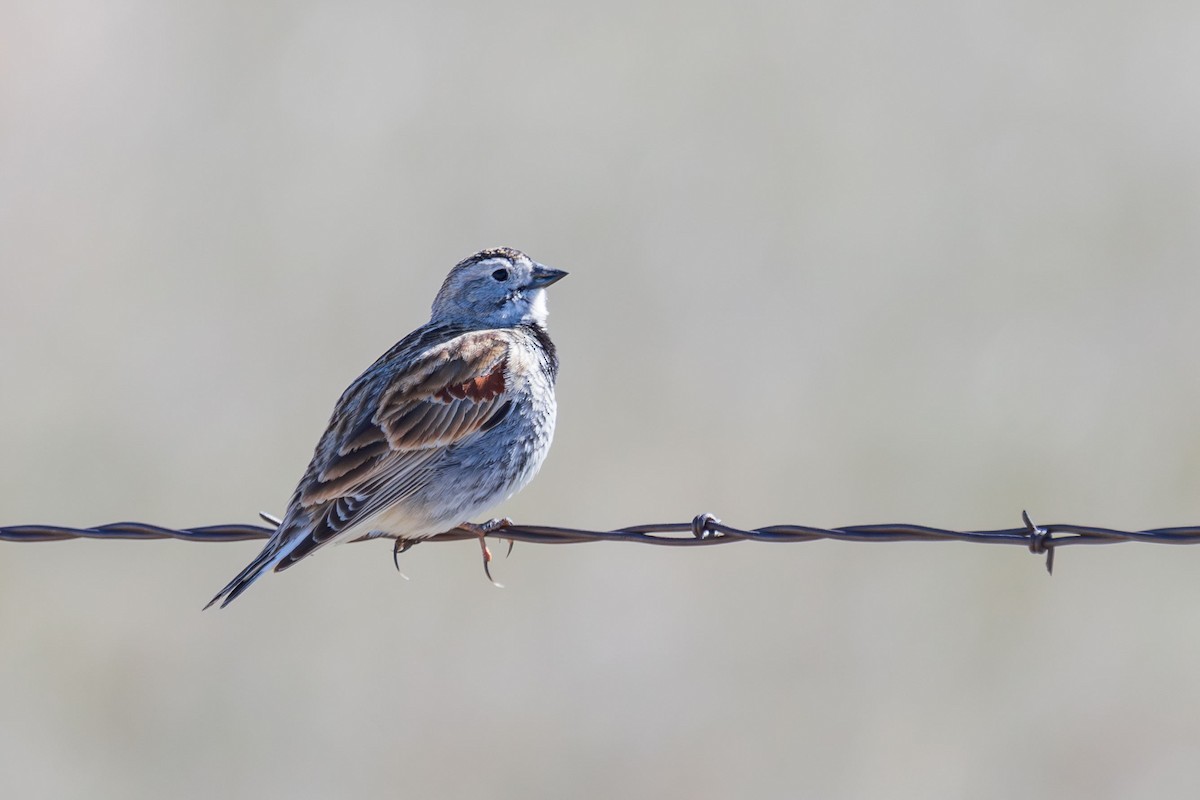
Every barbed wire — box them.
[5,511,1200,573]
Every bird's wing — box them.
[276,330,515,567]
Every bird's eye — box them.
[491,268,509,282]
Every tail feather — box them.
[204,544,286,610]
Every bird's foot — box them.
[457,518,513,587]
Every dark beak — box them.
[530,263,566,289]
[528,263,568,288]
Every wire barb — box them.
[692,513,720,540]
[1022,510,1055,574]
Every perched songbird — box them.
[206,248,566,608]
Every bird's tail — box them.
[203,543,288,610]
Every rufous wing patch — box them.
[432,362,506,403]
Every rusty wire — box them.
[5,511,1200,573]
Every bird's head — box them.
[431,248,567,327]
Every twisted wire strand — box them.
[5,512,1200,572]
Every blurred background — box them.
[3,0,1200,797]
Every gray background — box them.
[3,1,1200,798]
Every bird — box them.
[205,248,566,608]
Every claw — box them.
[392,538,415,580]
[480,537,500,586]
[457,520,509,588]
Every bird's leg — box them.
[456,518,513,587]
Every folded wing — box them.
[277,331,514,567]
